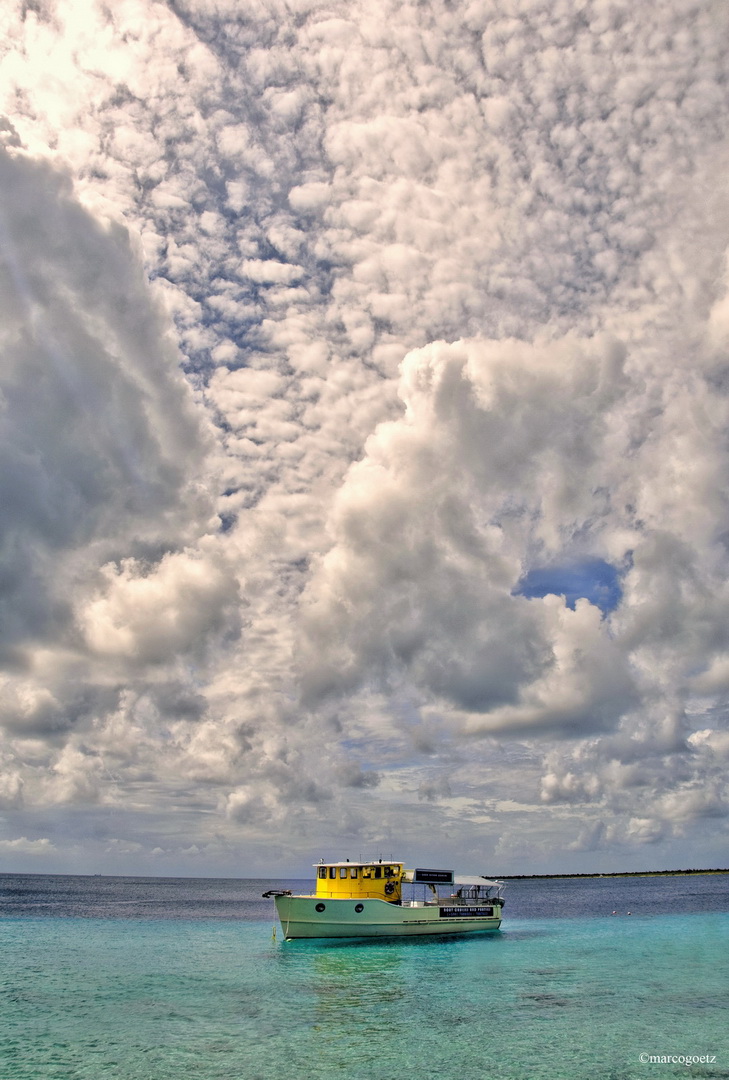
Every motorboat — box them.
[263,859,505,940]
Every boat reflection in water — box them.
[263,860,505,941]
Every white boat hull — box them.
[275,895,502,940]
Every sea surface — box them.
[1,872,727,1080]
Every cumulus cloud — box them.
[80,550,238,665]
[300,333,635,732]
[0,836,54,854]
[0,135,217,649]
[0,128,237,835]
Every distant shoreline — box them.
[496,869,729,880]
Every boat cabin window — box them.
[318,867,326,879]
[350,868,358,878]
[339,867,347,878]
[374,866,382,879]
[329,867,337,879]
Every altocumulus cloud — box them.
[0,0,728,874]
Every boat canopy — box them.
[453,875,503,888]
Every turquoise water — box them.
[1,875,728,1080]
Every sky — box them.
[1,0,728,879]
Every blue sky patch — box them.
[516,559,622,614]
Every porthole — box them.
[315,903,326,912]
[354,904,364,913]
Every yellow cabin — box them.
[314,861,404,903]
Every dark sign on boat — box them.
[439,907,494,918]
[413,868,455,884]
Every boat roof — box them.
[401,869,503,886]
[314,860,403,867]
[453,875,503,888]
